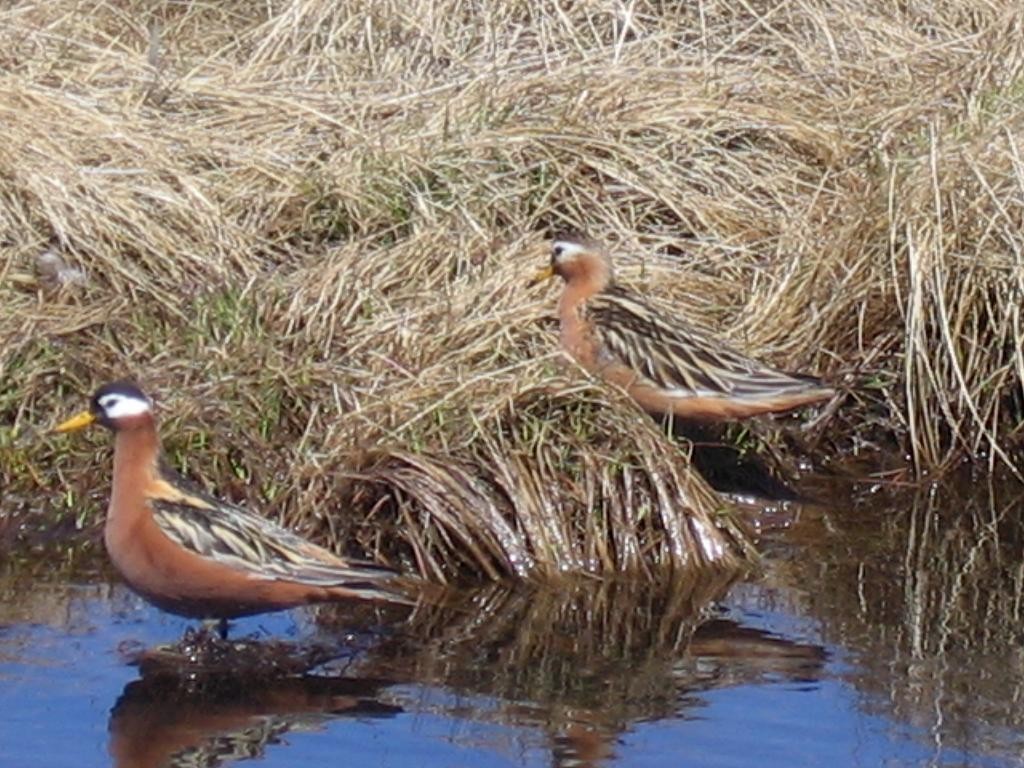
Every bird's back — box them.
[147,461,399,593]
[587,285,833,403]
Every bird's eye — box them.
[552,245,565,259]
[94,392,151,418]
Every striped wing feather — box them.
[589,286,825,400]
[148,468,394,586]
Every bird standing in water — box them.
[533,232,834,421]
[55,381,409,637]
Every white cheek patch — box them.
[99,394,152,419]
[553,240,587,265]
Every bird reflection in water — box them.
[108,668,400,768]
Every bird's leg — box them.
[199,617,230,640]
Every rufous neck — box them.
[559,253,611,311]
[109,418,161,524]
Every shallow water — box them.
[2,477,1023,768]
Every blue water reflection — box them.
[1,571,1018,768]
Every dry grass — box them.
[1,1,1023,578]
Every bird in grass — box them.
[55,381,410,637]
[533,231,835,421]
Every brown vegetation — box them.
[1,1,1023,579]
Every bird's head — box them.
[532,231,613,288]
[55,381,154,433]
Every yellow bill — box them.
[530,265,555,284]
[55,410,96,433]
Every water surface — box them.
[1,477,1022,767]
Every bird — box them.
[533,231,835,421]
[55,380,411,637]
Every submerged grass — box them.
[1,1,1023,578]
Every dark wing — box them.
[588,285,827,400]
[147,466,396,587]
